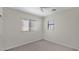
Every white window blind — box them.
[21,19,41,32]
[22,20,30,31]
[48,20,54,30]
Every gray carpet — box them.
[6,39,78,51]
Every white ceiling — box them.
[12,7,72,17]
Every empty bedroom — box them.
[0,7,79,51]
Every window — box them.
[22,19,41,32]
[48,20,54,30]
[22,20,30,31]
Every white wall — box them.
[1,7,79,50]
[0,8,5,50]
[44,7,79,50]
[0,7,3,35]
[2,8,43,50]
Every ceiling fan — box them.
[40,7,56,13]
